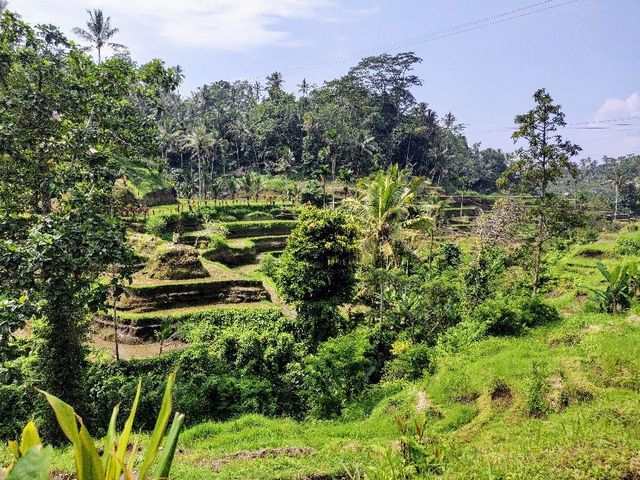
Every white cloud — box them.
[13,0,375,51]
[580,92,640,158]
[592,91,640,122]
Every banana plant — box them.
[587,262,637,313]
[2,372,184,480]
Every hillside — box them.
[6,230,638,479]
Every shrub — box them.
[462,247,507,308]
[146,244,209,280]
[300,180,329,207]
[146,214,171,236]
[0,385,32,439]
[434,318,487,357]
[146,212,202,236]
[244,211,274,221]
[617,232,640,255]
[472,297,525,336]
[384,340,432,380]
[575,228,599,244]
[258,253,279,279]
[217,214,238,222]
[224,220,295,238]
[472,295,560,336]
[303,328,374,418]
[518,296,560,327]
[432,242,462,272]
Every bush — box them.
[300,180,329,207]
[146,212,202,236]
[472,295,559,336]
[146,244,209,280]
[432,242,462,272]
[0,385,32,439]
[518,296,560,327]
[217,214,238,222]
[434,318,487,357]
[617,232,640,255]
[303,328,374,418]
[244,211,274,221]
[258,253,279,279]
[384,340,432,380]
[472,297,525,336]
[224,220,295,238]
[575,228,599,245]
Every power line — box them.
[243,0,581,81]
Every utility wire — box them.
[244,0,581,81]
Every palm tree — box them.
[345,165,431,313]
[184,125,216,200]
[73,9,125,63]
[345,164,428,270]
[298,78,312,96]
[239,171,257,205]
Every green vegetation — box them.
[2,5,640,480]
[145,244,209,280]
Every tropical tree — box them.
[0,13,180,440]
[499,88,582,294]
[72,9,125,63]
[602,155,639,220]
[276,207,358,345]
[184,125,216,200]
[346,164,428,269]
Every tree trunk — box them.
[113,295,119,362]
[532,214,544,296]
[614,183,619,220]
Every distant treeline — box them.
[157,52,508,197]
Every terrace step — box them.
[95,302,279,341]
[117,279,271,313]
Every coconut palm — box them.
[183,125,216,200]
[73,9,125,63]
[345,164,429,270]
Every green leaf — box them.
[114,379,141,480]
[152,412,185,480]
[76,416,105,480]
[39,390,80,445]
[19,421,41,456]
[5,446,52,480]
[137,370,177,480]
[102,404,120,472]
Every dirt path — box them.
[90,334,186,360]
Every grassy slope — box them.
[165,233,640,479]
[3,233,640,479]
[119,157,173,199]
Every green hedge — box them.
[199,204,296,221]
[119,305,283,328]
[224,220,296,238]
[0,385,33,439]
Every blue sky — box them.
[13,0,640,159]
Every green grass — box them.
[119,157,173,199]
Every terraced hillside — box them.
[92,203,299,357]
[80,228,640,479]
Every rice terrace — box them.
[1,0,639,479]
